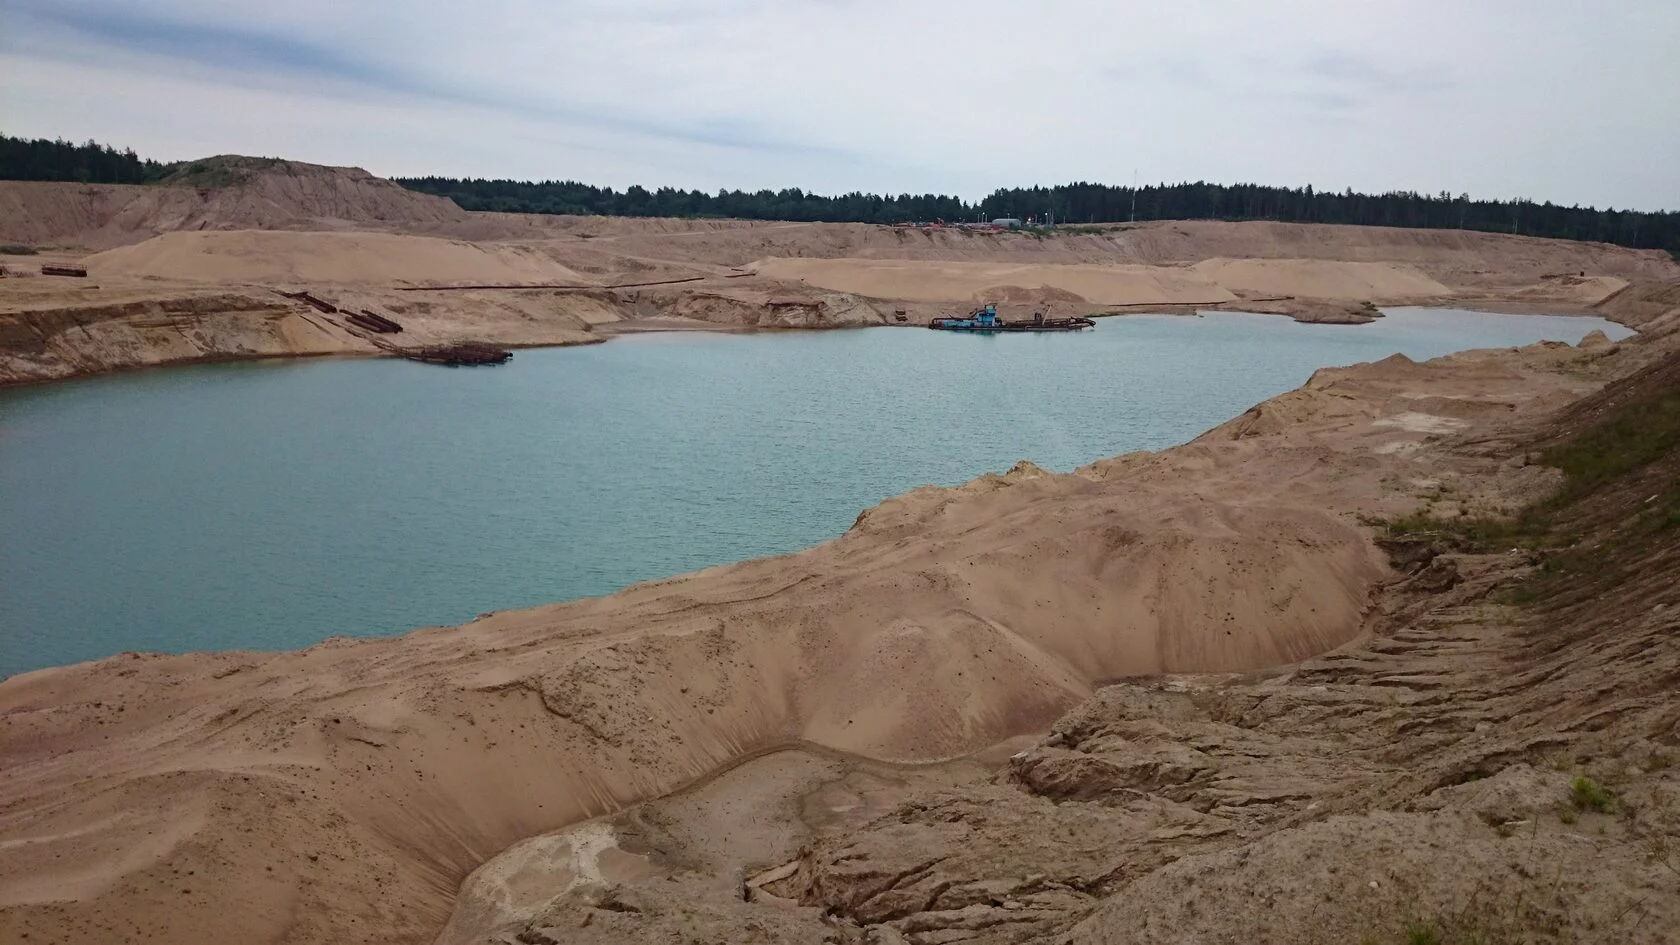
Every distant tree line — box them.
[394,177,975,227]
[0,133,171,184]
[396,177,1680,255]
[4,132,1675,255]
[991,182,1679,251]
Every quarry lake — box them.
[0,308,1634,676]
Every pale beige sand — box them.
[1187,257,1454,299]
[83,230,597,286]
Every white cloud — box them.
[2,0,1676,208]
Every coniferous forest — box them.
[394,177,1680,255]
[4,133,1676,255]
[0,135,170,184]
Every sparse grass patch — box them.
[1402,918,1442,945]
[1378,509,1541,549]
[0,243,39,255]
[1570,775,1616,813]
[1545,750,1578,772]
[1558,807,1578,824]
[1542,389,1680,506]
[157,156,282,189]
[1389,878,1577,944]
[1374,370,1680,604]
[1495,584,1539,605]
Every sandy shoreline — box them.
[0,299,1630,393]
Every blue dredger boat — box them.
[928,303,1095,333]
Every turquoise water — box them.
[0,309,1632,676]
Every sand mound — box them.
[0,158,470,250]
[157,157,469,229]
[83,230,595,286]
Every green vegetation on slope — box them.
[1544,385,1680,508]
[1381,354,1680,596]
[1569,775,1616,813]
[155,156,289,189]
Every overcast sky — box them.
[3,1,1676,209]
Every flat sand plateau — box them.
[3,160,1680,944]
